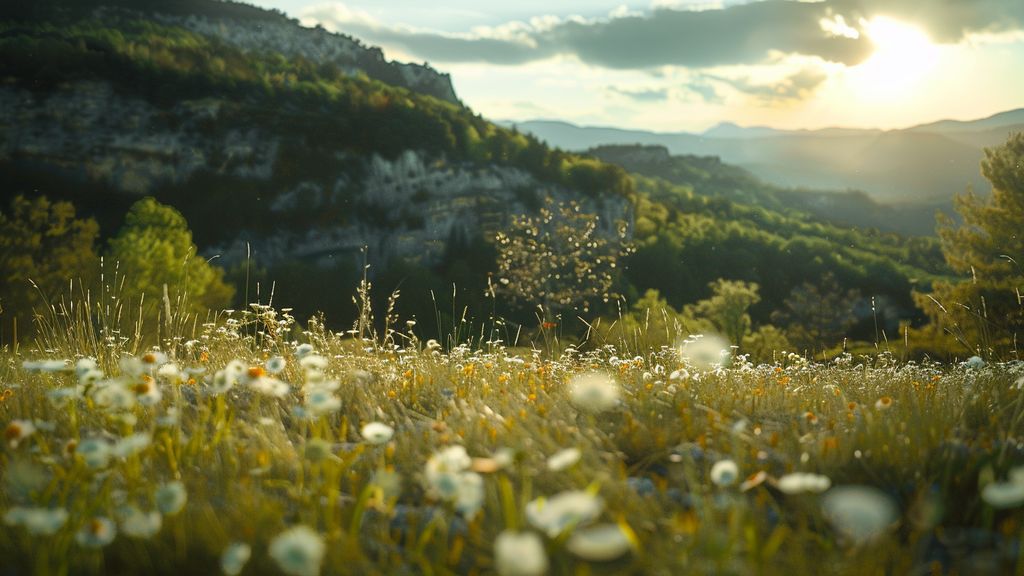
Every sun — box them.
[852,17,940,101]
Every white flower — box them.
[93,381,136,411]
[526,490,603,537]
[119,507,162,538]
[425,446,473,499]
[547,448,582,472]
[679,334,731,370]
[4,506,68,535]
[710,459,740,487]
[48,387,83,408]
[133,377,163,407]
[361,422,394,445]
[566,523,634,561]
[76,517,117,548]
[156,363,183,384]
[266,356,287,374]
[75,358,99,378]
[777,472,832,494]
[221,542,252,576]
[22,359,70,373]
[225,359,247,378]
[112,433,152,459]
[119,355,144,377]
[299,354,329,371]
[250,376,290,398]
[568,372,619,414]
[668,369,689,381]
[295,343,315,359]
[981,481,1024,509]
[76,438,112,468]
[79,368,104,386]
[494,531,548,576]
[140,351,168,368]
[304,387,341,416]
[821,485,897,544]
[965,355,985,369]
[455,471,485,520]
[4,419,36,448]
[269,525,325,576]
[155,481,188,516]
[209,369,237,394]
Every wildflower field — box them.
[2,305,1024,576]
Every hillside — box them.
[585,144,944,236]
[512,110,1023,206]
[0,0,950,339]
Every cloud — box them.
[303,1,1024,70]
[607,86,670,102]
[706,67,830,104]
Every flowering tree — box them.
[495,198,631,314]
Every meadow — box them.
[2,290,1023,576]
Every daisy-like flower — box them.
[269,525,325,576]
[679,334,731,371]
[304,386,340,416]
[75,358,98,377]
[821,485,897,544]
[547,448,582,472]
[777,472,832,495]
[4,506,68,536]
[133,376,163,407]
[225,360,247,378]
[566,523,634,561]
[155,481,188,516]
[874,396,893,411]
[266,356,287,375]
[140,351,168,369]
[710,459,740,487]
[119,506,162,539]
[93,381,136,411]
[299,354,329,371]
[76,438,112,468]
[209,369,237,395]
[221,542,252,576]
[112,433,152,459]
[119,356,144,377]
[526,490,603,537]
[424,445,473,500]
[48,387,83,408]
[455,471,485,520]
[250,376,290,398]
[964,355,985,369]
[22,359,70,373]
[156,363,183,384]
[361,422,394,445]
[981,480,1024,509]
[494,531,548,576]
[568,372,620,414]
[5,419,36,448]
[295,343,315,359]
[76,517,117,548]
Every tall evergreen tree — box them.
[915,132,1024,352]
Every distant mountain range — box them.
[508,109,1024,205]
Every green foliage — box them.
[771,273,861,352]
[0,195,99,342]
[741,325,793,364]
[106,197,233,327]
[916,132,1024,355]
[684,279,761,347]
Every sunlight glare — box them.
[853,17,940,101]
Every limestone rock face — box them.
[1,81,630,271]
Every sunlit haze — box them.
[250,0,1024,131]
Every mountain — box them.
[511,109,1024,206]
[0,0,950,336]
[585,144,946,237]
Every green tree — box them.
[0,195,100,341]
[915,132,1024,353]
[106,197,233,326]
[684,279,761,347]
[495,198,631,315]
[771,272,860,351]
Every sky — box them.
[250,0,1024,133]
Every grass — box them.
[2,296,1024,576]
